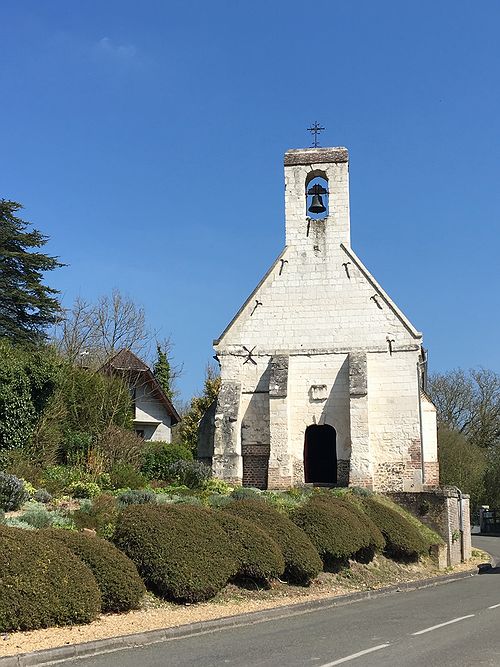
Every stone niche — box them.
[309,384,328,402]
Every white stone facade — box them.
[133,383,173,442]
[210,147,439,491]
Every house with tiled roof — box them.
[101,349,180,442]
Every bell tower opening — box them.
[306,171,329,220]
[304,424,337,485]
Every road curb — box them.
[0,567,478,666]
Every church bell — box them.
[308,194,326,214]
[307,182,328,215]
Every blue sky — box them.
[1,1,499,402]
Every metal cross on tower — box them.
[307,121,325,147]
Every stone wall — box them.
[388,488,471,566]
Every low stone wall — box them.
[387,487,471,567]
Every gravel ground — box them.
[0,554,484,658]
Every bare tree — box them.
[54,289,152,366]
[428,368,500,449]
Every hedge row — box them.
[1,489,437,631]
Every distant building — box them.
[202,146,439,491]
[102,349,180,442]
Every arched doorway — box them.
[304,424,337,485]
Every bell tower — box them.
[284,147,351,249]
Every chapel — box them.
[200,146,439,492]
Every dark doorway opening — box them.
[304,424,337,485]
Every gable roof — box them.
[101,349,180,424]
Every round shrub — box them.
[231,487,262,500]
[0,525,101,632]
[0,472,28,511]
[213,512,285,586]
[360,496,429,561]
[68,480,101,499]
[34,488,52,504]
[141,442,193,481]
[117,489,156,507]
[109,463,147,490]
[169,460,212,489]
[291,500,369,569]
[308,492,385,562]
[114,504,239,602]
[44,529,145,612]
[223,499,322,585]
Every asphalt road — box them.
[65,536,500,667]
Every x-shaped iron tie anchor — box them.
[242,346,257,365]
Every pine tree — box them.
[0,200,64,342]
[153,343,174,400]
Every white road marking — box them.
[319,644,391,666]
[488,603,500,609]
[411,614,475,635]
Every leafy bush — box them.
[118,489,156,506]
[0,340,60,453]
[291,500,371,569]
[22,479,36,499]
[203,478,233,495]
[360,496,429,561]
[170,460,212,488]
[40,465,83,496]
[141,442,193,480]
[109,463,147,490]
[213,512,284,586]
[207,494,232,508]
[0,472,28,511]
[34,488,52,504]
[114,504,238,602]
[0,525,101,631]
[17,502,76,530]
[60,430,93,465]
[223,499,322,585]
[44,529,145,612]
[68,480,101,499]
[231,487,262,500]
[72,494,119,538]
[18,503,53,529]
[262,490,309,512]
[3,517,35,530]
[96,425,145,472]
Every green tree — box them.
[437,426,486,508]
[153,343,174,400]
[0,339,60,454]
[176,365,220,454]
[0,200,64,343]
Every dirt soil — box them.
[0,553,486,658]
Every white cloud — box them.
[94,37,138,62]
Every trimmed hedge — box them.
[223,499,322,585]
[114,504,239,602]
[360,496,429,561]
[0,525,101,632]
[291,500,370,568]
[308,493,385,562]
[213,512,285,586]
[43,529,145,612]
